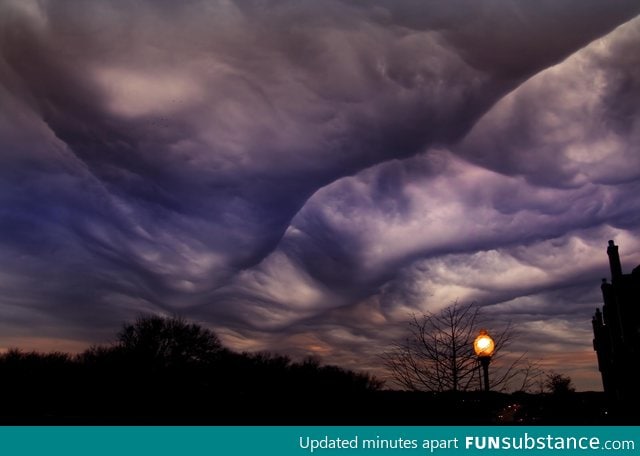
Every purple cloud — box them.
[1,0,639,390]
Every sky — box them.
[1,0,640,391]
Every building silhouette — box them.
[592,241,640,414]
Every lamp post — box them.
[474,329,495,392]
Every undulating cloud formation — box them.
[1,0,640,390]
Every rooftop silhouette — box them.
[592,240,640,417]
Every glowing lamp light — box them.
[473,329,495,358]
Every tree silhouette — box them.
[116,315,224,369]
[0,314,610,424]
[545,372,575,395]
[382,301,523,392]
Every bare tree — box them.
[382,301,525,392]
[515,359,546,393]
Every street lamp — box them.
[474,329,495,392]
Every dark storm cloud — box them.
[455,18,640,188]
[1,0,640,388]
[225,13,640,388]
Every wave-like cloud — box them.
[1,0,639,389]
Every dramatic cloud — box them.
[1,0,639,390]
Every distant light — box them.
[474,329,495,358]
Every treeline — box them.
[0,316,381,423]
[0,316,618,424]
